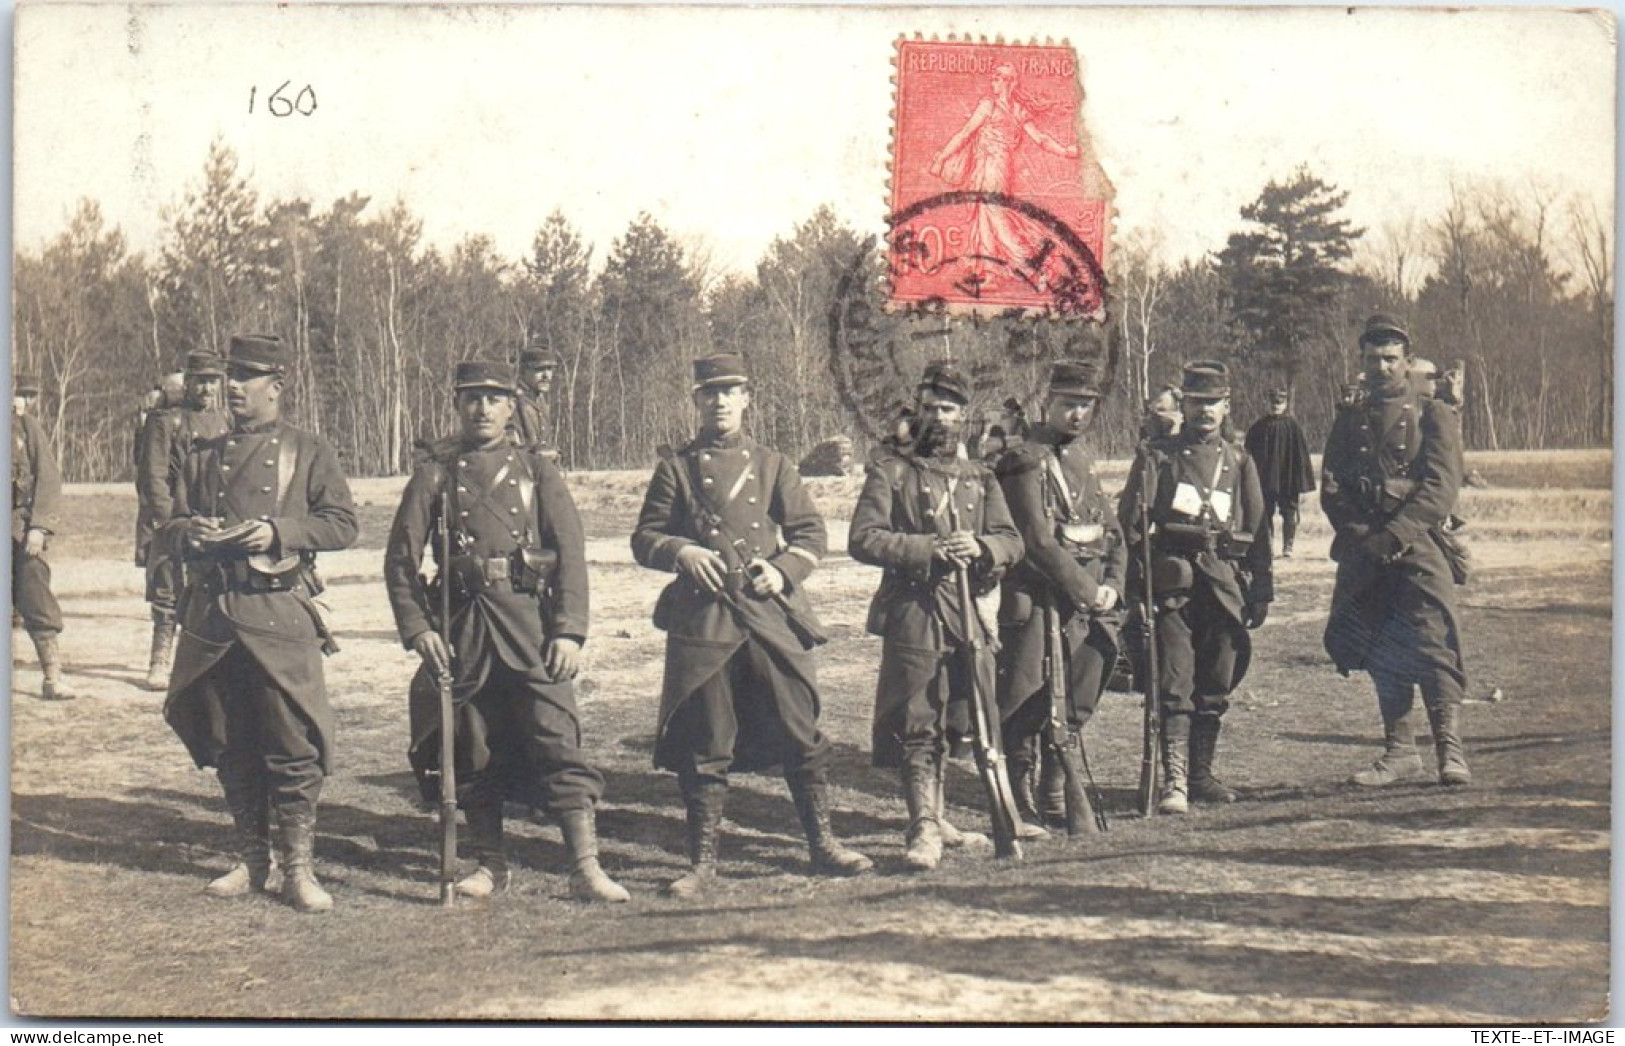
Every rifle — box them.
[436,490,458,907]
[945,497,1023,860]
[1041,601,1106,835]
[1134,444,1162,818]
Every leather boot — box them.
[665,781,725,898]
[1037,747,1068,826]
[933,756,987,849]
[1351,711,1425,786]
[277,806,333,913]
[559,808,630,902]
[1281,519,1296,559]
[902,761,943,871]
[1006,753,1050,840]
[1158,715,1191,815]
[144,610,176,691]
[206,773,275,898]
[1429,703,1472,786]
[1188,714,1239,804]
[31,631,76,701]
[456,803,510,899]
[787,773,873,876]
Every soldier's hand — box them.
[745,559,785,597]
[934,531,982,567]
[676,545,728,595]
[1093,585,1119,613]
[1361,530,1403,563]
[225,519,277,554]
[22,528,46,558]
[412,631,453,679]
[1244,602,1270,629]
[544,636,582,681]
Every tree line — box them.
[15,143,1611,483]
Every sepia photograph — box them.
[8,2,1615,1024]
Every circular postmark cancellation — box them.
[887,189,1108,318]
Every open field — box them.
[9,448,1612,1022]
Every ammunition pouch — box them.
[216,554,311,594]
[1377,477,1417,514]
[1217,530,1254,560]
[510,546,558,595]
[1151,555,1195,599]
[1158,521,1216,555]
[1056,521,1106,559]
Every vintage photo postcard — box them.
[9,2,1614,1024]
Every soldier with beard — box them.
[850,361,1025,870]
[993,359,1125,835]
[511,341,563,463]
[137,352,230,690]
[1119,361,1273,814]
[633,353,871,897]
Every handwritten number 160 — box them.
[248,81,317,117]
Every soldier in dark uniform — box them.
[13,374,76,701]
[385,361,628,903]
[850,361,1024,871]
[1119,361,1272,814]
[993,359,1125,835]
[632,353,871,898]
[1322,314,1471,788]
[164,334,358,912]
[137,352,229,690]
[511,341,562,462]
[1245,388,1316,558]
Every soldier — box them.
[993,359,1125,835]
[1119,361,1272,814]
[1141,383,1183,441]
[1322,314,1471,788]
[13,374,76,701]
[385,361,628,903]
[632,353,871,898]
[164,334,358,913]
[511,340,562,461]
[1244,388,1316,558]
[850,361,1024,870]
[136,352,229,690]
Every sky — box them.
[12,3,1617,278]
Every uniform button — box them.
[750,522,761,529]
[457,485,468,493]
[1060,448,1069,457]
[508,478,517,486]
[222,465,232,472]
[260,485,272,493]
[510,529,519,538]
[709,528,719,537]
[1358,446,1368,453]
[1402,403,1412,411]
[701,453,712,462]
[504,453,514,462]
[747,496,758,505]
[925,509,935,517]
[1182,449,1191,456]
[262,459,274,467]
[460,510,470,518]
[702,476,715,486]
[1396,444,1406,451]
[227,438,238,446]
[742,450,751,459]
[269,438,278,445]
[509,506,519,514]
[459,460,469,469]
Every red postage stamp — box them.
[888,38,1113,318]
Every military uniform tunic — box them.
[993,425,1126,735]
[12,412,65,634]
[511,391,559,463]
[164,421,358,809]
[138,404,229,609]
[384,439,603,811]
[1321,385,1465,695]
[849,449,1024,768]
[631,432,830,778]
[1119,431,1271,717]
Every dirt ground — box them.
[7,449,1612,1022]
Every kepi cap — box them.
[1268,387,1290,404]
[1180,360,1231,400]
[453,361,516,394]
[916,360,971,404]
[692,353,750,391]
[184,351,227,378]
[227,334,288,375]
[1359,313,1411,348]
[1048,358,1103,398]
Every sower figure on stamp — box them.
[632,353,871,898]
[1244,388,1315,559]
[510,338,562,463]
[850,362,1024,870]
[13,374,76,701]
[1118,361,1272,814]
[1322,315,1471,788]
[386,361,628,903]
[993,359,1124,836]
[137,352,229,690]
[164,334,358,912]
